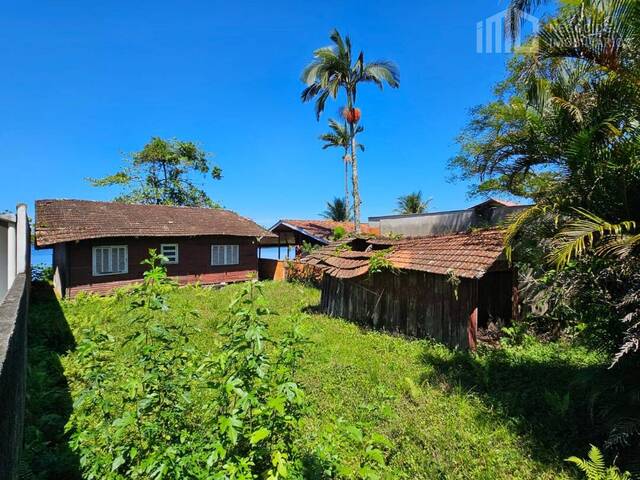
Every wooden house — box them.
[260,220,379,258]
[301,229,515,349]
[35,199,275,297]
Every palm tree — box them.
[301,28,399,233]
[319,119,364,220]
[321,197,350,222]
[395,191,431,215]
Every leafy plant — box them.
[445,269,461,300]
[332,226,348,241]
[368,249,395,275]
[301,240,319,255]
[65,251,307,479]
[566,445,630,480]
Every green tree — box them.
[319,119,364,220]
[452,1,640,464]
[302,28,399,233]
[321,197,351,222]
[395,191,431,215]
[89,137,222,207]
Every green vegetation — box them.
[450,0,640,468]
[301,28,400,233]
[566,446,631,480]
[88,136,222,207]
[321,198,351,222]
[319,119,364,220]
[395,191,431,215]
[24,279,617,479]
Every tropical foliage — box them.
[395,191,431,215]
[89,137,222,207]
[566,445,631,480]
[319,119,364,219]
[302,28,399,232]
[451,0,640,469]
[322,197,351,222]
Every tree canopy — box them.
[321,197,351,222]
[395,191,431,215]
[89,137,222,208]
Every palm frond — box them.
[550,208,636,267]
[503,204,555,263]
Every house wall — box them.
[478,270,514,327]
[321,271,479,349]
[320,269,513,349]
[63,235,259,297]
[52,243,67,298]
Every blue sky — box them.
[1,0,532,228]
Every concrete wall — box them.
[0,223,8,301]
[0,274,29,480]
[370,205,529,237]
[0,204,30,480]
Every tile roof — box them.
[274,220,379,243]
[387,229,507,278]
[301,229,508,279]
[302,245,374,279]
[35,199,275,247]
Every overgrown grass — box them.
[24,281,609,479]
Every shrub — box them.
[65,250,307,479]
[31,263,54,283]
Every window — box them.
[160,244,179,264]
[211,245,239,266]
[92,245,128,276]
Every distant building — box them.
[35,199,275,297]
[368,198,530,237]
[260,220,379,258]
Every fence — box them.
[0,204,30,480]
[258,258,323,284]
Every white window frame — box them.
[211,244,239,266]
[160,243,179,264]
[92,245,128,276]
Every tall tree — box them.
[89,137,222,208]
[319,119,364,220]
[301,28,399,233]
[321,197,350,222]
[395,191,431,215]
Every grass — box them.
[24,280,608,479]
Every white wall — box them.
[0,223,7,301]
[0,205,29,303]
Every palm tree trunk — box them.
[344,151,350,220]
[350,124,361,233]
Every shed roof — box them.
[301,229,508,279]
[266,219,380,245]
[35,199,275,247]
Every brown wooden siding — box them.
[258,259,286,281]
[320,269,512,349]
[478,271,513,327]
[63,236,258,297]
